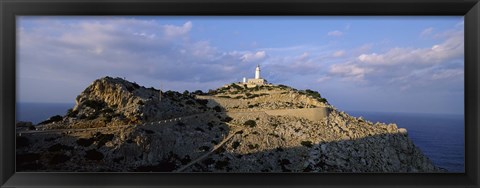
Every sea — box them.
[347,110,465,173]
[15,102,465,172]
[16,102,75,125]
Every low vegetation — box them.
[38,115,63,125]
[301,141,314,148]
[243,120,257,128]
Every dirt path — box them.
[17,112,209,135]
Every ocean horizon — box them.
[16,102,465,172]
[16,102,75,125]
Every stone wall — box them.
[264,107,331,122]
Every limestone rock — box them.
[17,78,442,173]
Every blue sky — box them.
[17,16,464,114]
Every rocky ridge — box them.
[38,76,206,129]
[16,77,442,172]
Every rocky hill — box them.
[37,76,207,129]
[16,77,442,172]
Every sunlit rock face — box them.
[16,77,442,172]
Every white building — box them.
[245,65,267,87]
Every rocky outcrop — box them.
[73,76,205,122]
[38,77,206,129]
[17,78,441,172]
[195,109,439,172]
[198,84,329,110]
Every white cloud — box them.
[164,21,192,37]
[357,30,463,66]
[18,18,263,103]
[17,16,465,107]
[330,63,372,81]
[327,30,343,37]
[431,69,464,80]
[327,28,464,91]
[241,51,267,62]
[134,32,156,39]
[188,41,217,59]
[299,52,309,60]
[420,27,434,37]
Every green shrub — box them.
[132,82,140,89]
[100,108,114,114]
[193,90,204,95]
[66,108,78,117]
[196,99,209,106]
[82,100,106,110]
[268,133,280,138]
[222,116,233,122]
[78,114,87,120]
[244,120,256,128]
[230,83,243,90]
[247,94,259,99]
[232,141,240,149]
[301,141,313,148]
[165,90,174,97]
[317,98,328,103]
[208,89,217,95]
[149,87,159,91]
[186,100,195,105]
[95,133,114,148]
[247,144,259,149]
[102,115,113,124]
[38,115,63,125]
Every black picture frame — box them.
[1,0,479,187]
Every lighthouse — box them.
[255,65,261,79]
[245,65,267,87]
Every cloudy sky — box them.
[17,16,464,115]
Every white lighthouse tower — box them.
[245,65,267,87]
